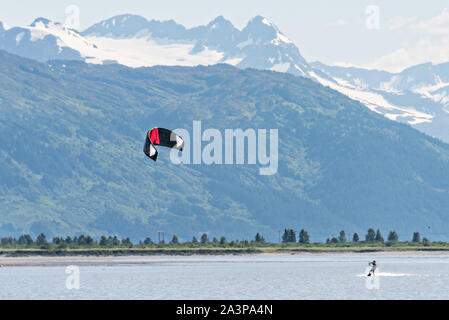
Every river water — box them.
[1,254,448,299]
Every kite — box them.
[143,128,184,161]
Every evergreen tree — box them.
[290,230,297,242]
[18,234,33,246]
[57,240,68,249]
[375,229,384,242]
[352,233,359,242]
[121,237,133,247]
[171,234,179,244]
[36,233,48,246]
[387,231,398,242]
[220,236,227,245]
[200,233,209,244]
[254,233,265,243]
[365,228,376,242]
[86,236,94,246]
[282,229,296,243]
[298,229,310,244]
[65,236,73,245]
[412,232,421,242]
[143,237,153,245]
[77,235,86,246]
[99,236,108,246]
[8,237,17,246]
[282,229,289,243]
[338,230,347,243]
[192,236,198,244]
[112,236,120,246]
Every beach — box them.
[2,250,449,266]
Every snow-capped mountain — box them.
[1,14,449,142]
[0,18,99,63]
[310,61,449,142]
[0,14,309,75]
[234,16,310,76]
[80,14,310,74]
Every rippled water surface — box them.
[1,254,449,299]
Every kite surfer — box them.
[367,260,377,276]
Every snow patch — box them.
[353,78,367,89]
[379,76,403,93]
[261,18,272,26]
[294,64,307,76]
[333,77,357,89]
[223,57,243,66]
[1,22,11,30]
[271,63,290,73]
[309,71,434,125]
[29,29,48,41]
[412,76,449,105]
[15,32,25,45]
[271,32,293,45]
[85,36,225,67]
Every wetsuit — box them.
[368,261,377,276]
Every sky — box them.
[1,0,449,72]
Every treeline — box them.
[280,228,429,245]
[327,229,428,245]
[0,229,435,249]
[0,232,268,249]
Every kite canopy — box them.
[143,128,184,161]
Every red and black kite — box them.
[143,128,184,161]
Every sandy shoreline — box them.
[1,251,449,266]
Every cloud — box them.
[363,9,449,72]
[411,8,449,35]
[327,19,348,28]
[368,37,449,73]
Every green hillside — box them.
[1,50,449,241]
